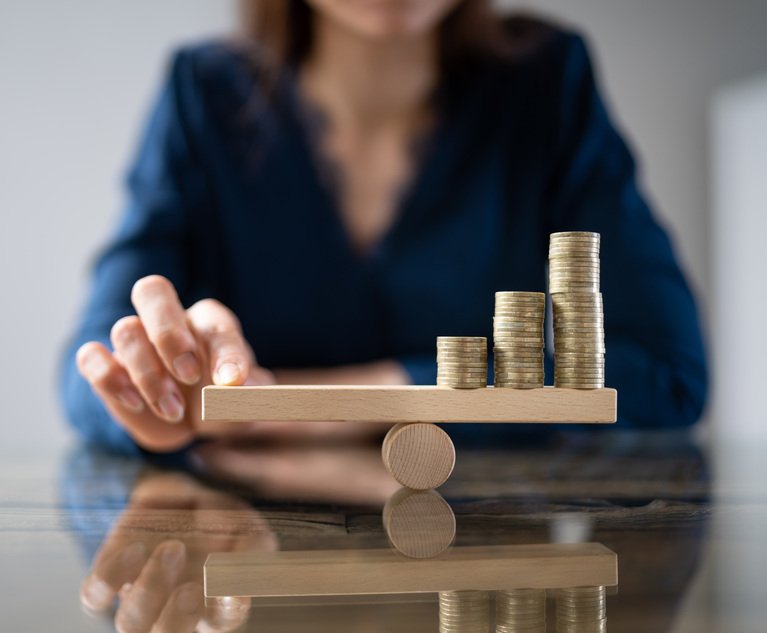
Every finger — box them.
[111,316,186,424]
[150,582,204,633]
[77,342,145,414]
[131,275,201,385]
[198,597,252,633]
[115,540,187,633]
[80,541,149,613]
[187,299,253,386]
[77,341,193,451]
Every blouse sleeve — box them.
[59,49,219,453]
[543,34,708,428]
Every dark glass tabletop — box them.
[1,427,764,632]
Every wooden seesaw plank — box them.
[202,385,617,424]
[204,543,618,597]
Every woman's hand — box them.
[76,275,275,452]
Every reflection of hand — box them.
[193,440,401,505]
[80,472,276,632]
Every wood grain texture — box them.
[382,424,455,490]
[204,543,618,598]
[382,488,456,558]
[202,386,617,423]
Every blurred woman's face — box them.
[305,0,461,39]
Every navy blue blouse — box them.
[60,21,708,454]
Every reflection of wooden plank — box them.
[204,543,618,598]
[202,386,617,424]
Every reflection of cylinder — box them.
[556,586,606,632]
[381,423,455,490]
[496,589,546,633]
[383,488,456,559]
[439,591,490,633]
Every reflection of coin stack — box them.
[437,337,488,389]
[556,586,606,632]
[439,591,490,633]
[496,589,546,633]
[493,292,545,389]
[549,232,605,389]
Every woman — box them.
[61,0,708,454]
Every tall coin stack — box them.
[436,337,488,389]
[556,586,607,633]
[496,589,546,633]
[438,591,490,633]
[493,292,545,389]
[549,232,605,389]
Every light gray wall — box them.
[0,0,236,451]
[1,1,766,451]
[711,75,767,438]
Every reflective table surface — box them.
[1,428,765,632]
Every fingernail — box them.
[157,392,184,423]
[82,353,110,381]
[215,362,240,385]
[175,583,203,614]
[81,576,113,612]
[116,388,144,413]
[172,352,200,385]
[160,540,186,571]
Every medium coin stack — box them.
[496,589,546,633]
[437,337,488,389]
[556,586,607,633]
[438,591,490,633]
[549,232,605,389]
[493,292,545,389]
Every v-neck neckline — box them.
[280,67,471,265]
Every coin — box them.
[495,360,543,368]
[549,248,600,257]
[496,291,545,300]
[437,350,488,357]
[493,322,545,331]
[549,272,600,280]
[550,231,600,239]
[554,362,604,369]
[549,260,601,267]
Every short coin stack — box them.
[549,232,605,389]
[556,586,607,632]
[493,292,545,389]
[438,591,490,633]
[496,589,546,633]
[436,337,488,389]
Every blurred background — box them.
[3,0,766,451]
[0,1,766,630]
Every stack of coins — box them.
[493,292,545,389]
[549,232,605,389]
[556,586,607,632]
[496,589,546,633]
[549,232,600,294]
[437,337,488,389]
[438,591,490,633]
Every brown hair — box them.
[239,0,506,82]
